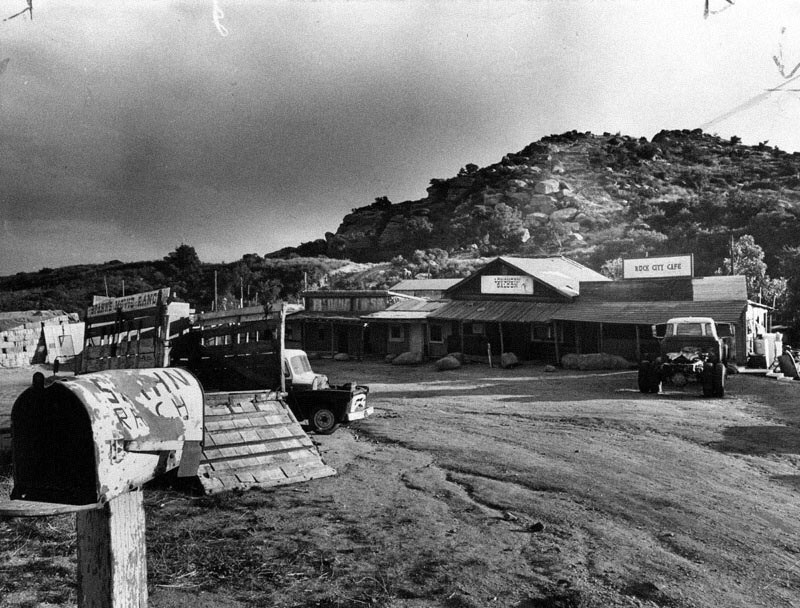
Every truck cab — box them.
[283,349,330,391]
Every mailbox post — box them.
[0,369,205,607]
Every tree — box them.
[162,244,203,302]
[717,235,772,301]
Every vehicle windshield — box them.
[289,354,313,375]
[667,323,712,337]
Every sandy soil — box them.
[2,359,800,608]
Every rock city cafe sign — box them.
[480,275,534,295]
[622,255,694,279]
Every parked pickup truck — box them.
[638,316,729,397]
[282,349,372,434]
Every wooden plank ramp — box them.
[198,390,335,494]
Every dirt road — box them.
[2,360,800,607]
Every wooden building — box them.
[287,290,421,357]
[551,275,765,366]
[426,256,609,363]
[361,299,451,359]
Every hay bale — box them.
[392,351,423,365]
[436,355,461,371]
[561,353,632,370]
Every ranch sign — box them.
[480,275,534,295]
[622,255,694,279]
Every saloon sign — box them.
[622,255,693,279]
[480,275,534,295]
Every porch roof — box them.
[550,300,747,325]
[426,300,566,323]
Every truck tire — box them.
[310,407,339,435]
[647,363,661,394]
[702,362,714,397]
[638,361,652,393]
[712,363,726,398]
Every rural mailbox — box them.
[10,368,204,506]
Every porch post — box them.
[635,325,641,361]
[553,320,560,366]
[499,322,504,355]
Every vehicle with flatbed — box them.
[282,349,372,434]
[638,316,729,397]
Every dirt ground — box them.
[2,359,800,608]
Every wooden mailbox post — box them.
[0,369,205,607]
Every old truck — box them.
[282,349,371,434]
[167,306,372,434]
[638,317,729,397]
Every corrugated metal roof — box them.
[362,299,449,321]
[301,290,391,297]
[427,300,566,323]
[499,256,610,296]
[443,256,609,299]
[390,279,462,291]
[692,276,747,301]
[551,300,747,325]
[286,311,365,323]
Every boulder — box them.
[333,353,350,362]
[528,195,557,214]
[392,351,423,365]
[551,207,579,222]
[544,365,557,373]
[534,179,560,195]
[436,356,462,371]
[560,353,632,370]
[384,354,397,363]
[500,352,520,369]
[447,352,465,363]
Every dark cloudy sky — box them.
[2,0,799,274]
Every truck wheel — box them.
[712,363,726,398]
[702,362,714,397]
[638,361,652,393]
[310,407,339,435]
[647,363,661,394]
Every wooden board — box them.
[197,391,335,494]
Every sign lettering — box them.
[623,255,693,279]
[480,275,534,295]
[87,288,171,318]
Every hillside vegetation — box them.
[3,130,800,325]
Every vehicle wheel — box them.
[702,362,714,397]
[638,361,651,393]
[712,362,726,398]
[647,362,661,394]
[310,407,339,435]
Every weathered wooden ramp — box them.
[198,390,336,494]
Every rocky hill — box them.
[304,129,800,278]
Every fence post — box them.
[76,490,148,608]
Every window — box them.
[466,323,484,335]
[429,324,443,343]
[668,322,712,337]
[389,325,405,342]
[531,324,553,341]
